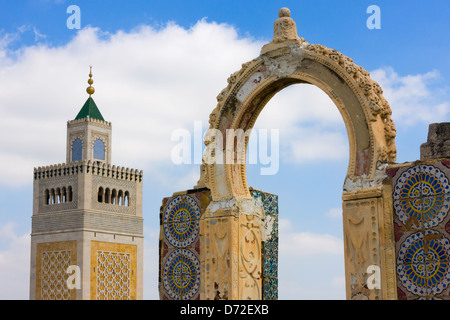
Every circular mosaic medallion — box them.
[421,165,450,194]
[163,249,200,300]
[394,165,450,228]
[163,196,201,247]
[394,165,449,199]
[397,231,450,295]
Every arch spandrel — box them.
[202,13,396,202]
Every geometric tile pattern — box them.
[35,241,77,300]
[96,251,131,300]
[162,248,201,300]
[163,195,201,248]
[159,191,207,300]
[40,250,72,300]
[389,161,450,299]
[90,241,137,300]
[159,189,278,300]
[251,188,278,300]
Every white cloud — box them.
[287,127,348,163]
[253,82,349,164]
[255,84,343,129]
[2,19,446,188]
[1,18,448,301]
[277,218,345,299]
[16,25,47,42]
[325,207,342,219]
[371,67,450,126]
[0,222,30,299]
[331,276,346,289]
[280,230,344,257]
[278,218,344,257]
[143,225,160,300]
[0,21,263,187]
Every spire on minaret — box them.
[86,65,95,96]
[75,66,104,121]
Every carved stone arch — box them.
[202,36,396,202]
[195,8,398,300]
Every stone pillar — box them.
[200,197,264,300]
[420,123,450,160]
[342,185,397,300]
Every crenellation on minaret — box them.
[34,160,143,182]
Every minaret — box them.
[66,66,112,165]
[30,67,144,300]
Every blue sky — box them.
[0,0,449,300]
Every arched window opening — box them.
[72,138,82,162]
[111,189,117,205]
[45,189,50,205]
[124,191,130,207]
[118,190,123,206]
[93,139,105,161]
[56,188,61,204]
[98,187,104,203]
[62,187,67,203]
[105,188,111,204]
[67,186,73,202]
[50,188,55,204]
[44,187,73,205]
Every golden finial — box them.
[86,65,95,96]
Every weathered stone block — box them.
[420,123,450,160]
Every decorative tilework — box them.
[392,161,450,299]
[35,241,77,300]
[264,236,278,257]
[394,194,450,230]
[163,195,201,248]
[397,230,450,296]
[251,188,278,300]
[263,256,278,278]
[90,241,137,300]
[393,165,450,200]
[162,248,200,300]
[263,277,278,300]
[263,193,278,216]
[393,164,450,230]
[159,191,209,300]
[41,250,72,300]
[96,251,131,300]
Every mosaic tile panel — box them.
[90,241,137,300]
[41,250,72,300]
[390,161,450,299]
[251,188,278,300]
[35,241,77,300]
[163,195,201,249]
[162,248,200,300]
[159,190,210,300]
[96,251,131,300]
